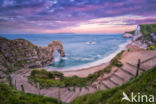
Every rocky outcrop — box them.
[150,33,156,42]
[132,31,142,41]
[0,37,65,78]
[123,24,156,49]
[122,33,133,38]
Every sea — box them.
[0,34,131,71]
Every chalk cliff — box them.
[0,37,65,78]
[123,24,156,49]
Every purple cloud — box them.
[0,0,156,34]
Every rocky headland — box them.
[123,24,156,49]
[122,33,133,38]
[0,24,156,103]
[0,37,65,79]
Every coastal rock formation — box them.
[150,33,156,42]
[124,24,156,49]
[0,37,65,78]
[122,33,133,38]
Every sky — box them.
[0,0,156,34]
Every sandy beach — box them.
[62,63,109,77]
[10,43,156,103]
[60,43,146,78]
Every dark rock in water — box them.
[0,37,65,78]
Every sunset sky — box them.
[0,0,156,34]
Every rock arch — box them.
[47,40,65,57]
[0,37,65,73]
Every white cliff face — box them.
[124,24,156,49]
[131,25,148,48]
[123,25,142,40]
[133,25,142,41]
[132,32,142,41]
[136,25,141,31]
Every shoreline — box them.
[46,40,132,77]
[62,62,109,77]
[61,41,145,77]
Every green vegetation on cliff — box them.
[140,24,156,36]
[71,66,156,104]
[125,24,156,42]
[1,66,156,104]
[29,51,123,88]
[29,69,92,87]
[0,83,64,104]
[148,43,156,50]
[140,24,156,41]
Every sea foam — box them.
[46,39,131,71]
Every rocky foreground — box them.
[0,37,65,79]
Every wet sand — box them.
[60,43,146,78]
[61,63,109,77]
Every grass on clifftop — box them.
[148,43,156,50]
[71,66,156,104]
[29,51,124,88]
[141,24,156,36]
[1,66,156,104]
[140,24,156,50]
[140,24,156,41]
[0,83,64,104]
[29,69,92,88]
[125,24,156,42]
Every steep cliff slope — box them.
[0,37,65,79]
[124,24,156,48]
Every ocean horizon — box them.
[0,34,130,70]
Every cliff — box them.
[0,37,65,79]
[123,24,156,49]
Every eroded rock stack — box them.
[0,37,65,79]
